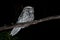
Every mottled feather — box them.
[10,6,34,36]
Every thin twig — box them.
[0,15,60,31]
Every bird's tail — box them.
[10,27,24,36]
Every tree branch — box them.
[0,15,60,31]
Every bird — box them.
[10,6,34,36]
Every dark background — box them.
[0,0,60,40]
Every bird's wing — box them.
[10,6,34,36]
[17,6,34,23]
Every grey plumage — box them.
[10,6,34,36]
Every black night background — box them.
[0,0,60,40]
